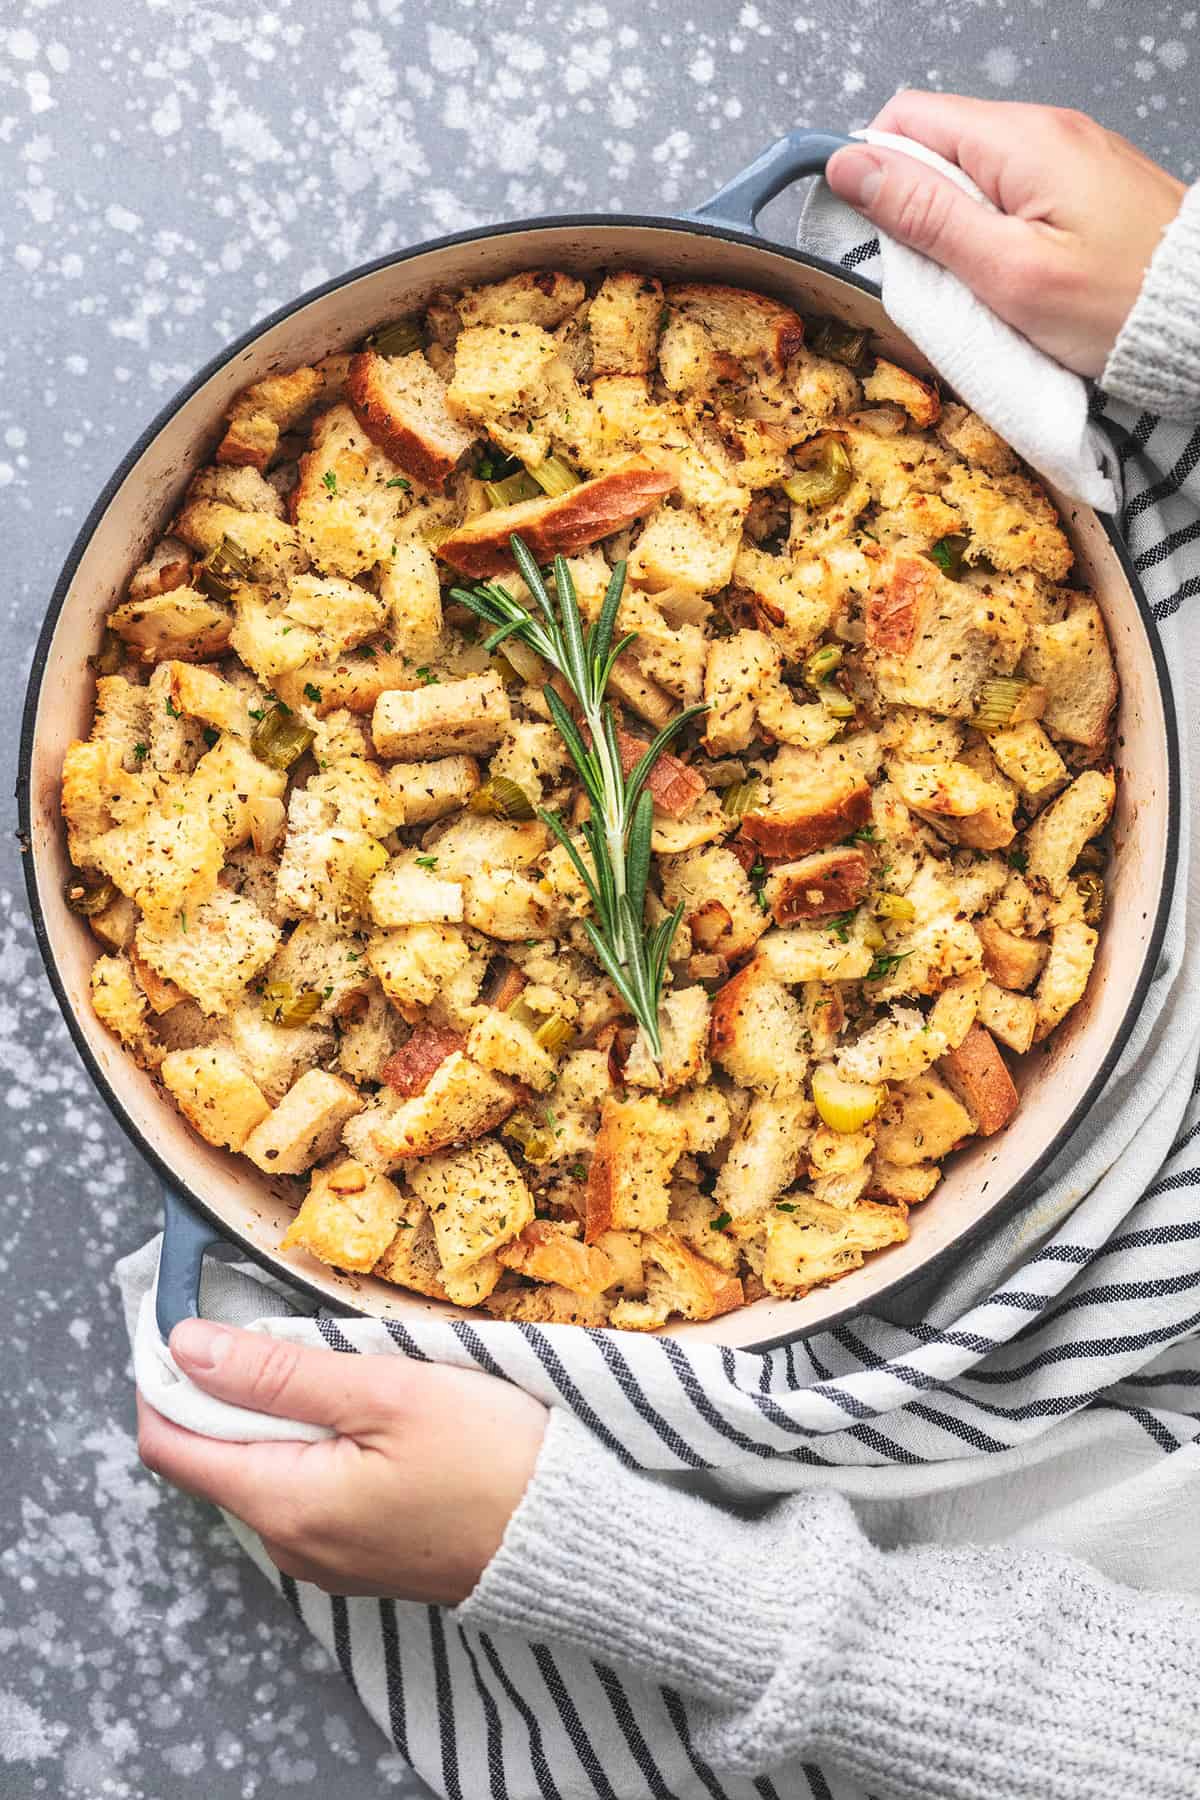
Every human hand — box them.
[136,1319,547,1604]
[825,91,1186,377]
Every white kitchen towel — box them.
[116,196,1200,1798]
[802,128,1119,512]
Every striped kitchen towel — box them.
[117,222,1200,1798]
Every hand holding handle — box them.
[690,129,856,234]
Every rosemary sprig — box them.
[450,536,705,1061]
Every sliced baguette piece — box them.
[346,349,476,492]
[436,454,677,578]
[937,1023,1019,1136]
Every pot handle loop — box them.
[155,1186,225,1341]
[689,128,855,234]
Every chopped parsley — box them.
[303,681,323,704]
[415,854,439,871]
[1007,850,1029,873]
[776,1201,797,1213]
[356,644,377,660]
[415,666,439,686]
[843,824,877,844]
[323,986,333,999]
[928,538,954,573]
[346,951,361,962]
[569,1163,587,1180]
[866,950,912,982]
[322,469,338,494]
[826,909,858,944]
[201,727,219,748]
[248,706,265,721]
[164,696,180,718]
[710,1211,732,1232]
[385,476,411,491]
[133,742,148,761]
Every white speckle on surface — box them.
[981,46,1022,85]
[0,1690,63,1762]
[6,27,39,61]
[150,90,182,137]
[104,203,140,234]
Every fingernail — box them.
[171,1318,233,1370]
[830,147,883,210]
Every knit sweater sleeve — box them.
[459,1408,1198,1800]
[1102,181,1200,419]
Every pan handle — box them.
[155,1186,227,1341]
[689,128,855,234]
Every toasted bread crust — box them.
[765,847,871,924]
[346,350,474,492]
[437,455,677,578]
[866,552,932,655]
[938,1023,1019,1136]
[742,782,872,859]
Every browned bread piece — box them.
[160,1044,271,1151]
[1023,768,1115,896]
[762,1193,909,1298]
[1020,597,1117,753]
[945,465,1073,581]
[974,917,1049,991]
[862,357,940,427]
[90,954,163,1071]
[485,1284,610,1326]
[342,1052,516,1168]
[107,589,232,665]
[709,962,809,1096]
[498,1220,616,1298]
[243,1070,364,1175]
[664,283,805,374]
[217,366,325,471]
[127,536,193,603]
[282,1159,409,1272]
[937,1022,1019,1136]
[936,402,1017,476]
[436,454,676,578]
[346,350,476,492]
[585,1094,688,1240]
[456,270,586,330]
[639,1228,744,1322]
[742,776,872,860]
[373,1194,451,1301]
[764,847,871,925]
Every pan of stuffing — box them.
[18,128,1178,1348]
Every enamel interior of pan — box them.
[21,219,1177,1349]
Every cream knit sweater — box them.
[462,1410,1199,1799]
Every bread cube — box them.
[372,673,511,759]
[161,1045,271,1151]
[341,1052,515,1168]
[407,1138,533,1278]
[763,1194,909,1297]
[243,1069,363,1175]
[585,1096,688,1240]
[136,887,281,1016]
[282,1159,408,1272]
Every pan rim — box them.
[17,209,1181,1350]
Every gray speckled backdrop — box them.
[0,3,1193,1795]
